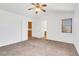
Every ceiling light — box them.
[28,3,47,14]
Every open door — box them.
[28,20,32,39]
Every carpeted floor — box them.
[0,37,78,56]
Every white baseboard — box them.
[0,39,28,47]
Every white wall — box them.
[47,11,74,43]
[0,9,27,47]
[32,14,48,38]
[73,4,79,53]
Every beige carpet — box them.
[0,37,78,56]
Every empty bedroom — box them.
[0,3,79,56]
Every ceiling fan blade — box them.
[35,11,38,14]
[41,9,46,12]
[42,4,47,7]
[28,8,33,10]
[31,3,36,6]
[36,3,40,5]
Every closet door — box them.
[28,21,32,39]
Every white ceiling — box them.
[0,3,77,16]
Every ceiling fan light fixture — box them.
[36,8,41,11]
[28,3,47,14]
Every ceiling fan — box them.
[28,3,47,14]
